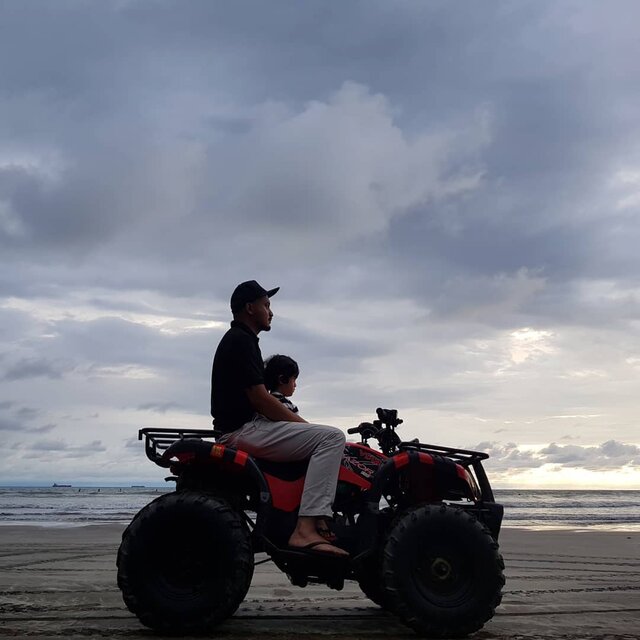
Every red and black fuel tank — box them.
[338,442,388,490]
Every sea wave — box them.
[1,487,639,530]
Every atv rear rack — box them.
[138,428,218,466]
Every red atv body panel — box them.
[263,473,306,512]
[261,442,387,512]
[261,441,474,511]
[338,442,388,489]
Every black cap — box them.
[230,280,279,313]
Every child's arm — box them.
[273,393,299,414]
[246,385,307,423]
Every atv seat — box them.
[254,457,309,480]
[145,431,309,479]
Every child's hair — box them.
[264,354,300,392]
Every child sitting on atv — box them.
[264,353,337,543]
[264,354,300,415]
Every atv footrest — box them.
[269,547,349,591]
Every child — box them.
[263,354,337,542]
[264,354,300,414]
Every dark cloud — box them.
[2,0,636,304]
[15,406,40,420]
[0,403,51,433]
[2,357,72,381]
[124,437,140,449]
[27,423,57,434]
[2,421,56,435]
[72,439,106,453]
[0,418,22,432]
[29,439,67,451]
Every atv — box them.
[117,408,505,637]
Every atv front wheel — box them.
[117,491,253,634]
[382,503,504,638]
[356,550,387,608]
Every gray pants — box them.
[219,415,346,518]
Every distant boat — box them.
[52,483,72,487]
[130,485,146,488]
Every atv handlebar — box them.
[347,408,403,435]
[347,409,403,455]
[347,422,376,435]
[376,407,403,427]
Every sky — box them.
[1,0,639,488]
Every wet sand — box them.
[0,524,638,639]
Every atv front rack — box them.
[138,428,218,466]
[399,441,488,463]
[399,441,495,502]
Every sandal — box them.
[316,519,337,542]
[287,540,349,558]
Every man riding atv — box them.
[210,280,348,557]
[117,282,505,638]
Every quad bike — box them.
[117,408,505,637]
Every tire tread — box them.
[382,504,504,638]
[117,491,253,634]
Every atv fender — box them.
[161,439,272,537]
[356,451,481,557]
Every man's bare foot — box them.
[289,516,348,557]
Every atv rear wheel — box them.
[382,503,504,638]
[117,491,253,634]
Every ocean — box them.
[0,487,638,530]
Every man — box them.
[211,280,348,557]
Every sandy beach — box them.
[0,524,638,639]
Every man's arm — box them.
[246,385,307,423]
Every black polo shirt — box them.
[210,321,265,433]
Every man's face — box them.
[248,296,273,332]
